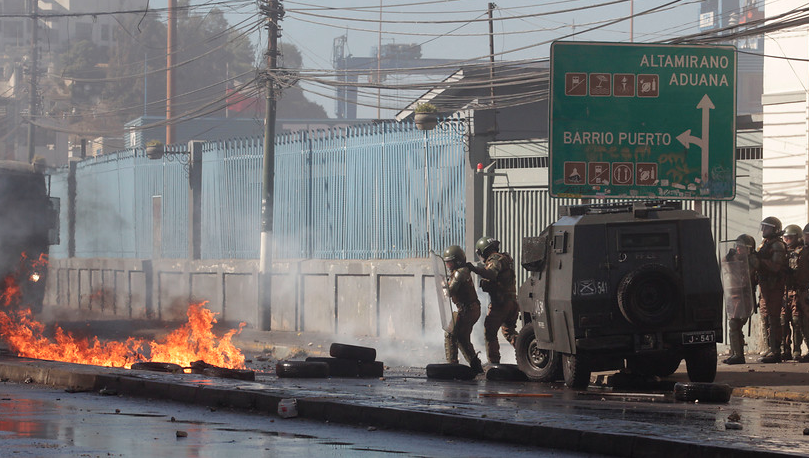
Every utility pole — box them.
[259,0,283,331]
[488,3,498,136]
[377,0,382,119]
[166,0,177,144]
[27,0,39,162]
[488,3,495,104]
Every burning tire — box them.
[515,325,561,382]
[329,343,376,362]
[673,382,732,403]
[130,362,184,374]
[305,357,360,377]
[276,360,329,378]
[426,363,476,380]
[485,364,528,382]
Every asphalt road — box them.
[0,381,601,458]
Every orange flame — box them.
[0,276,21,307]
[149,302,246,368]
[0,301,246,370]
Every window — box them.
[75,23,92,41]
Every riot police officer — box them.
[757,217,788,363]
[796,224,809,362]
[723,234,758,365]
[782,224,805,360]
[467,236,519,365]
[441,245,484,374]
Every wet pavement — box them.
[0,351,807,457]
[6,321,809,457]
[0,382,595,458]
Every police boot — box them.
[444,333,459,364]
[792,317,803,360]
[781,315,792,361]
[800,315,809,363]
[760,317,771,356]
[723,333,745,365]
[760,333,782,364]
[470,356,484,375]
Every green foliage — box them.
[414,103,438,113]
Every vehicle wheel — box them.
[626,353,682,377]
[617,264,679,327]
[330,343,377,362]
[276,360,329,378]
[515,325,561,382]
[562,353,591,389]
[305,357,360,377]
[426,363,476,381]
[486,363,528,382]
[685,343,717,383]
[673,382,732,403]
[357,360,384,378]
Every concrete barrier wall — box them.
[43,258,442,339]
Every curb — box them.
[0,357,799,458]
[732,386,809,403]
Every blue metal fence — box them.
[49,120,468,260]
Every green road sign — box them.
[549,41,736,200]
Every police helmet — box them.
[804,223,809,235]
[475,236,500,258]
[735,234,756,249]
[761,216,783,234]
[784,224,803,240]
[442,245,466,265]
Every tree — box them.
[275,43,327,119]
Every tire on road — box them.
[330,343,377,362]
[358,360,384,378]
[276,360,329,378]
[426,363,476,381]
[684,343,717,383]
[486,363,528,382]
[515,325,562,382]
[673,382,732,403]
[305,357,360,377]
[562,353,591,389]
[130,362,184,374]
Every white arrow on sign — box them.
[676,94,714,184]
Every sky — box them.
[198,0,704,118]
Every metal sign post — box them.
[549,41,737,200]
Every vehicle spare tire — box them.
[673,382,732,403]
[617,264,680,327]
[426,363,477,381]
[486,364,528,382]
[329,343,377,362]
[276,360,329,378]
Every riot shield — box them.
[431,251,454,332]
[720,253,754,319]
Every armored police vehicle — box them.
[0,161,60,314]
[515,201,723,388]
